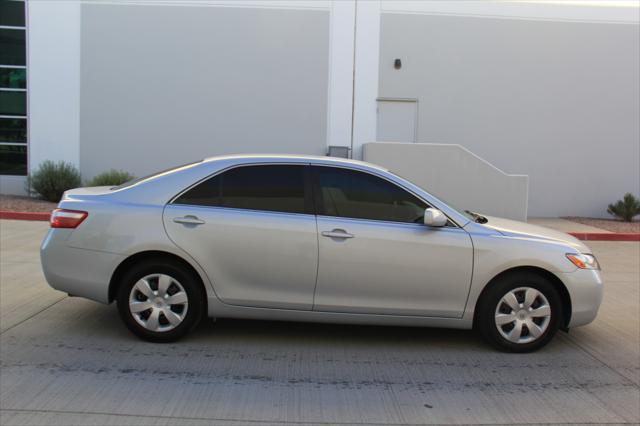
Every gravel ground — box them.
[0,195,57,213]
[563,216,640,233]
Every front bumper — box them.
[41,229,125,304]
[559,268,604,328]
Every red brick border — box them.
[1,210,639,240]
[0,210,51,221]
[568,232,640,242]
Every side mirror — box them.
[423,208,448,227]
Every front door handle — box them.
[173,215,205,225]
[321,229,354,239]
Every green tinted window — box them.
[0,68,26,88]
[0,117,26,142]
[0,2,27,176]
[0,1,25,27]
[0,90,26,115]
[0,144,26,175]
[0,29,26,66]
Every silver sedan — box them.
[41,155,603,352]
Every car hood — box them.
[481,216,590,253]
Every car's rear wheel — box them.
[116,260,204,342]
[476,272,562,352]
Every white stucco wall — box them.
[18,0,639,219]
[378,2,640,217]
[364,142,529,221]
[27,0,80,172]
[25,0,366,183]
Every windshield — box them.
[112,160,202,190]
[428,193,479,222]
[389,170,483,223]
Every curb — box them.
[0,211,51,221]
[1,210,639,241]
[568,232,640,242]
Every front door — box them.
[312,166,473,318]
[164,164,318,310]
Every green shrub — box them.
[607,193,640,222]
[29,160,81,202]
[87,169,135,187]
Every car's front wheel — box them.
[116,260,204,342]
[476,272,562,352]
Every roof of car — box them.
[202,154,388,172]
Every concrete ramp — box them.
[363,142,528,221]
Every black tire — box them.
[476,271,562,353]
[116,259,205,342]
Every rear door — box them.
[164,164,318,310]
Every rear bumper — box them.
[559,268,603,328]
[40,229,124,304]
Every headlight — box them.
[566,253,600,270]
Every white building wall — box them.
[27,1,80,172]
[78,2,331,179]
[377,2,639,217]
[351,0,381,160]
[2,0,80,195]
[26,0,355,183]
[20,0,640,218]
[326,0,355,150]
[364,142,529,221]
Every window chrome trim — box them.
[169,203,316,219]
[315,214,466,231]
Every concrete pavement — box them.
[0,219,638,425]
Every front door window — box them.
[313,166,428,224]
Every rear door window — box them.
[174,164,308,214]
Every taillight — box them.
[50,209,88,228]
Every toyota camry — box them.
[41,155,603,352]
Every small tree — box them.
[87,169,135,187]
[30,160,81,202]
[607,193,640,222]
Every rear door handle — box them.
[173,215,205,225]
[321,229,354,239]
